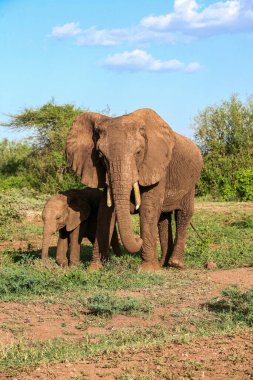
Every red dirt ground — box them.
[0,267,252,379]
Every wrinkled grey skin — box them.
[41,188,121,266]
[66,109,203,271]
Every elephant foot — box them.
[56,259,68,267]
[114,249,122,257]
[69,261,80,267]
[138,261,162,273]
[168,258,184,269]
[87,261,103,272]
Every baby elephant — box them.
[41,188,121,266]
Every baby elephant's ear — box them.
[66,201,91,232]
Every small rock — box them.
[205,261,217,269]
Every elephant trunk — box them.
[110,169,142,253]
[41,225,53,260]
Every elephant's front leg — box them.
[69,225,81,266]
[139,185,164,272]
[140,178,165,271]
[139,205,161,272]
[88,193,115,271]
[168,191,194,269]
[56,228,69,267]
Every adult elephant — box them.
[65,109,203,271]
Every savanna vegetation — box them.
[0,202,252,378]
[0,95,252,378]
[1,95,253,200]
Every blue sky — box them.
[0,0,252,140]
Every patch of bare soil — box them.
[0,267,253,379]
[203,267,253,290]
[0,302,84,343]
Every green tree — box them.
[0,139,32,189]
[193,95,253,200]
[1,101,84,192]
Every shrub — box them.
[194,95,253,200]
[235,168,253,201]
[206,287,253,326]
[87,293,153,316]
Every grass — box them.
[0,314,251,373]
[206,287,253,326]
[183,208,253,269]
[0,252,166,301]
[87,293,153,316]
[0,193,253,376]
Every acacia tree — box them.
[1,101,84,192]
[193,95,253,200]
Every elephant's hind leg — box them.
[158,212,173,267]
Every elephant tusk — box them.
[107,186,112,208]
[133,182,141,210]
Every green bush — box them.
[194,95,253,200]
[235,168,253,201]
[0,175,32,190]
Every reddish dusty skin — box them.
[41,188,121,267]
[66,108,203,271]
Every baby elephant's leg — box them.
[69,225,81,266]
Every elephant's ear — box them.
[66,200,91,232]
[135,109,175,186]
[65,112,109,188]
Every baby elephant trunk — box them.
[41,225,54,260]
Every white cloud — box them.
[50,1,253,46]
[103,49,201,73]
[51,22,82,38]
[141,0,253,36]
[75,26,177,46]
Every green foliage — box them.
[206,287,253,326]
[1,101,84,193]
[0,138,32,175]
[0,188,47,228]
[194,95,253,200]
[235,168,253,201]
[87,293,153,316]
[0,192,23,226]
[0,139,33,190]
